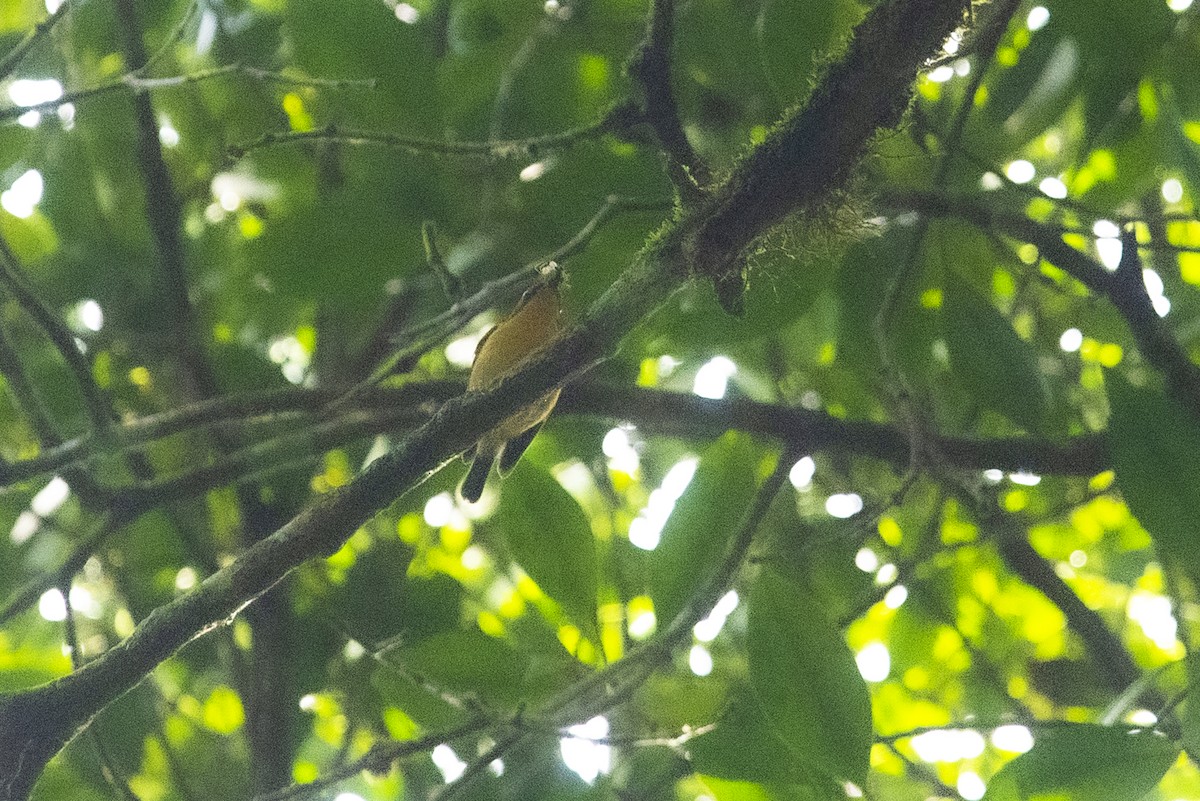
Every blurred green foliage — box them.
[2,0,1200,800]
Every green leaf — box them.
[1051,0,1173,139]
[498,464,598,629]
[1106,374,1200,579]
[747,568,872,785]
[391,629,529,708]
[943,270,1052,434]
[756,0,863,107]
[982,724,1178,801]
[649,432,760,625]
[689,691,809,784]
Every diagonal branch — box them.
[687,0,966,280]
[0,242,111,431]
[0,0,71,84]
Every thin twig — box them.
[422,221,461,301]
[63,590,143,801]
[0,241,111,430]
[872,0,1023,473]
[126,63,377,91]
[134,0,199,77]
[0,1,71,84]
[0,64,373,124]
[254,717,489,801]
[0,512,119,626]
[229,99,641,160]
[434,446,798,800]
[325,195,668,412]
[630,0,710,200]
[0,379,1111,493]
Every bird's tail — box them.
[459,451,493,504]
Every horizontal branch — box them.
[228,99,643,160]
[0,63,372,124]
[560,385,1109,476]
[0,378,1108,494]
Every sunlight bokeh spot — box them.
[991,724,1034,753]
[432,744,466,783]
[603,425,640,475]
[76,299,104,332]
[689,644,714,676]
[2,169,44,218]
[159,121,180,147]
[1026,5,1049,29]
[560,716,611,784]
[175,567,198,591]
[1009,472,1040,487]
[38,588,67,622]
[519,162,546,182]
[693,590,738,642]
[789,455,816,489]
[1160,178,1183,204]
[9,78,62,107]
[958,771,986,801]
[1004,160,1035,184]
[628,457,697,550]
[1129,709,1158,726]
[855,548,879,573]
[31,476,70,516]
[423,492,454,527]
[693,356,736,399]
[1096,237,1123,270]
[1127,591,1179,651]
[826,492,863,518]
[884,584,908,609]
[394,3,419,23]
[460,545,485,570]
[1059,327,1082,352]
[909,729,985,762]
[856,642,890,682]
[928,65,954,83]
[10,510,39,544]
[1038,177,1067,199]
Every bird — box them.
[459,272,565,503]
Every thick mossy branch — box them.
[687,0,965,280]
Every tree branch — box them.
[0,242,111,431]
[229,99,643,161]
[687,0,966,279]
[0,0,70,84]
[112,0,218,402]
[629,0,710,200]
[884,189,1200,417]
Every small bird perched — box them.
[459,269,566,503]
